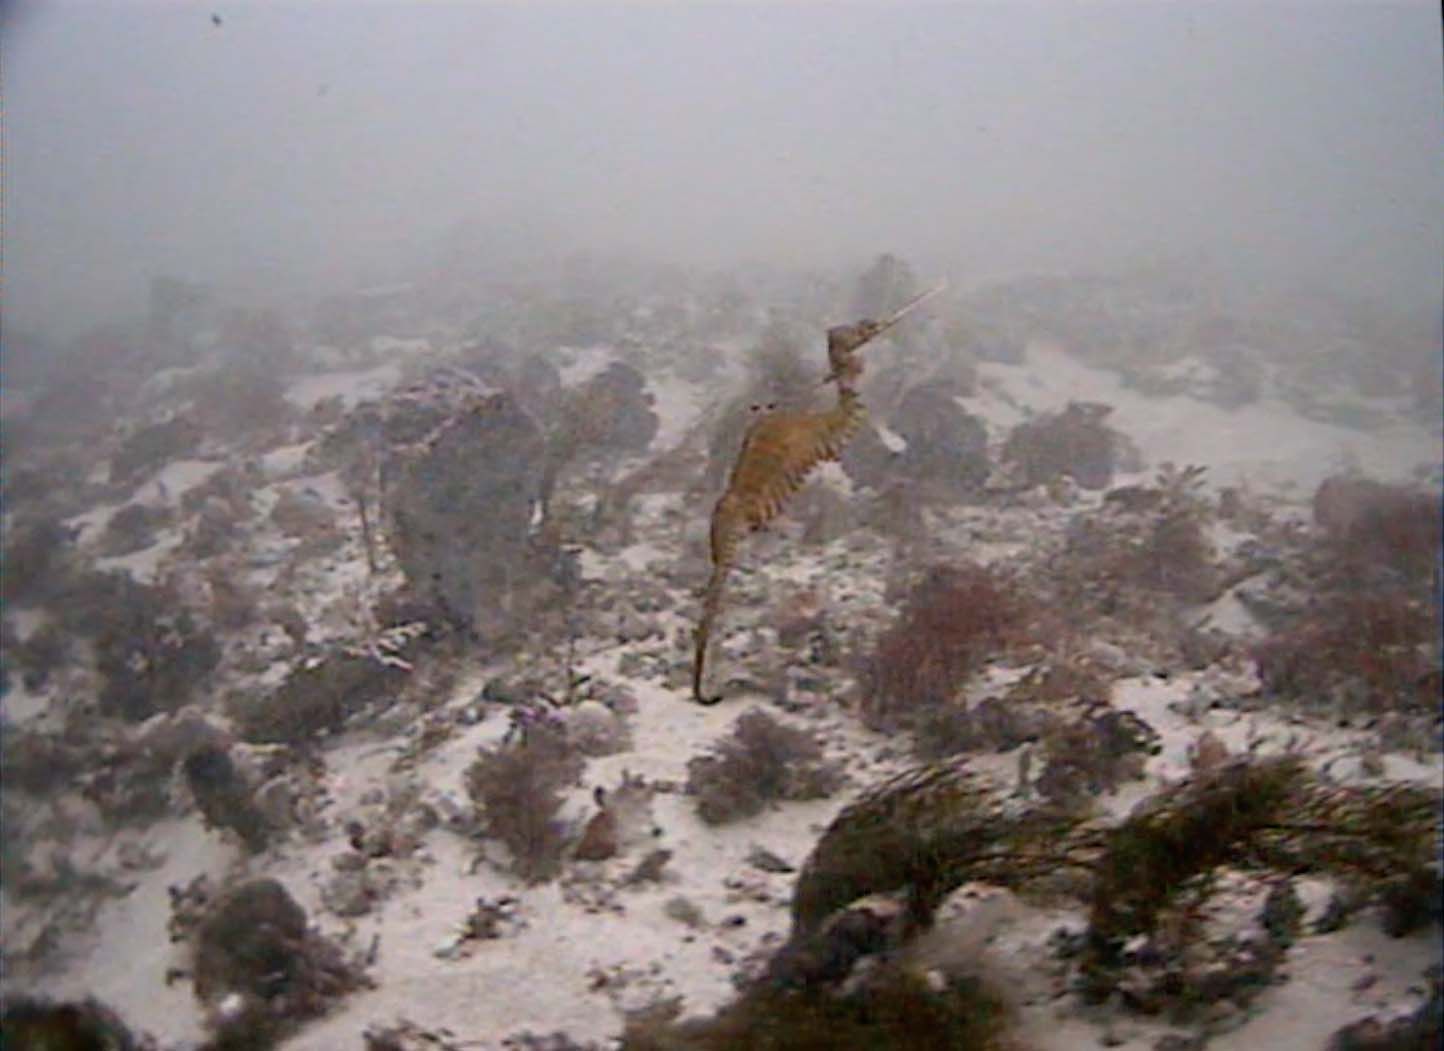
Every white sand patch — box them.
[266,680,838,1047]
[1195,589,1265,637]
[260,442,316,479]
[0,681,53,724]
[277,470,352,509]
[646,371,707,451]
[973,343,1441,491]
[93,527,185,583]
[874,421,908,452]
[811,460,854,498]
[557,345,617,387]
[1159,355,1218,383]
[6,608,50,641]
[65,504,122,545]
[1109,673,1444,798]
[577,540,674,582]
[371,336,432,356]
[144,459,224,505]
[286,364,402,410]
[1208,924,1438,1051]
[8,819,234,1046]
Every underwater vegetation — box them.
[636,753,1438,1048]
[859,562,1036,734]
[685,708,846,825]
[465,712,586,883]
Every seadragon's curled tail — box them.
[691,283,944,704]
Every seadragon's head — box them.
[822,320,883,385]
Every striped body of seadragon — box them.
[691,283,945,703]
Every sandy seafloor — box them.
[2,334,1440,1050]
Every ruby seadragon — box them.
[691,282,946,704]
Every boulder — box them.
[1003,401,1120,491]
[889,385,989,495]
[381,372,550,638]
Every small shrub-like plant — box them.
[1252,590,1436,713]
[229,648,410,746]
[1313,474,1441,581]
[54,570,221,722]
[465,712,585,883]
[0,996,147,1050]
[859,563,1034,733]
[622,964,1012,1051]
[110,415,201,485]
[1080,756,1441,1001]
[1,516,77,606]
[98,502,173,556]
[687,708,845,825]
[1002,401,1119,490]
[191,877,370,1047]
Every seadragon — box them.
[691,283,945,704]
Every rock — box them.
[837,423,898,493]
[622,849,672,886]
[617,651,649,679]
[432,792,477,835]
[253,776,296,832]
[664,897,705,928]
[230,648,410,746]
[269,488,337,538]
[1189,731,1229,773]
[433,932,467,960]
[569,361,658,456]
[382,375,551,640]
[331,851,368,872]
[564,701,630,757]
[133,707,232,762]
[1328,978,1442,1050]
[616,610,659,644]
[594,683,639,714]
[889,385,990,495]
[0,996,148,1049]
[184,745,272,854]
[111,415,200,484]
[745,846,795,874]
[321,870,374,917]
[98,502,172,556]
[573,809,619,862]
[191,877,369,1044]
[1153,1035,1206,1051]
[1003,401,1120,491]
